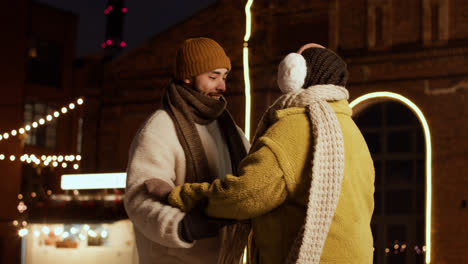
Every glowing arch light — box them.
[350,92,432,264]
[243,0,254,139]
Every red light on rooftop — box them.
[122,7,127,13]
[120,41,126,47]
[104,9,109,14]
[108,6,113,11]
[101,43,106,48]
[106,40,112,45]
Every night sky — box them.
[36,0,216,57]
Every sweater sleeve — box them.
[168,137,291,220]
[124,111,193,248]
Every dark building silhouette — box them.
[102,0,127,58]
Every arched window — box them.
[354,101,426,264]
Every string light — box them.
[42,226,50,235]
[0,153,82,169]
[0,97,84,142]
[18,228,28,237]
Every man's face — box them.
[185,68,228,99]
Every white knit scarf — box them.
[253,84,349,264]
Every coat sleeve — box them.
[168,136,291,220]
[124,111,193,248]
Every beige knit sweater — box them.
[124,109,250,264]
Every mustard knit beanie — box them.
[175,37,231,81]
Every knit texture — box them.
[175,37,231,80]
[253,84,349,264]
[162,81,246,183]
[301,48,348,88]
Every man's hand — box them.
[179,199,236,242]
[144,178,173,203]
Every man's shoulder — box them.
[136,109,177,140]
[141,109,174,130]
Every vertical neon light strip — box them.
[243,0,254,139]
[350,92,432,263]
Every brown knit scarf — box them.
[162,81,246,183]
[162,81,250,264]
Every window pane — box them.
[374,190,382,215]
[355,104,382,128]
[364,132,381,154]
[416,127,425,153]
[26,39,64,88]
[24,104,33,123]
[385,160,413,185]
[35,103,46,115]
[386,102,416,126]
[387,131,412,153]
[384,190,413,215]
[374,160,382,185]
[415,159,425,184]
[415,189,425,214]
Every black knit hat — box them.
[301,48,348,88]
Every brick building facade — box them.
[78,0,468,263]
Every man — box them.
[165,44,375,263]
[124,37,250,264]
